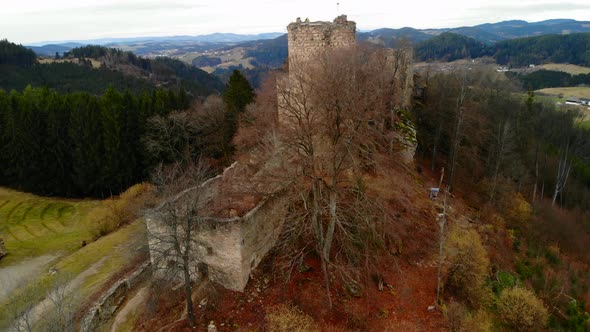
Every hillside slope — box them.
[0,185,151,330]
[0,41,224,97]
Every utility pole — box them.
[435,167,446,305]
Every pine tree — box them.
[221,70,254,159]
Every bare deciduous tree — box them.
[143,95,226,164]
[275,45,405,307]
[146,160,212,328]
[7,274,75,332]
[45,274,76,332]
[7,292,35,332]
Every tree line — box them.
[0,41,224,98]
[0,86,188,197]
[0,40,36,66]
[414,32,590,67]
[514,69,590,90]
[0,69,254,198]
[414,70,590,210]
[0,62,156,95]
[495,33,590,67]
[415,32,491,62]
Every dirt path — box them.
[109,284,149,332]
[0,253,60,303]
[26,257,107,328]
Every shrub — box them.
[502,192,532,226]
[565,299,590,331]
[266,304,317,332]
[446,224,491,307]
[460,309,493,332]
[497,287,548,331]
[544,244,562,266]
[446,301,492,332]
[109,182,154,226]
[492,271,520,295]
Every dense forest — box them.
[414,71,590,210]
[0,62,155,95]
[0,42,224,98]
[0,40,36,66]
[0,41,256,197]
[494,33,590,66]
[414,32,590,67]
[515,69,590,90]
[415,33,492,62]
[414,70,590,330]
[191,55,222,67]
[0,86,187,197]
[64,45,224,96]
[0,68,253,198]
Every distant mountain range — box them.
[25,33,284,56]
[359,19,590,46]
[27,19,590,56]
[24,18,590,74]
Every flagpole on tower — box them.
[337,2,340,15]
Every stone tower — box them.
[286,15,356,70]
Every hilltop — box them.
[0,40,224,96]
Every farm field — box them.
[38,57,102,68]
[533,87,590,128]
[0,187,101,266]
[536,87,590,99]
[539,63,590,75]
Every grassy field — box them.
[0,188,101,266]
[536,87,590,99]
[38,57,102,69]
[0,185,151,329]
[534,87,590,127]
[539,63,590,75]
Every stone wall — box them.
[287,15,355,69]
[239,192,289,287]
[280,15,415,124]
[146,161,290,292]
[81,261,150,332]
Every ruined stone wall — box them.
[81,261,150,332]
[146,161,290,292]
[239,192,289,287]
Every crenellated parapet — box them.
[286,15,356,69]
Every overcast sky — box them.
[3,0,590,44]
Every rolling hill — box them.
[415,32,492,62]
[0,41,224,96]
[361,19,590,45]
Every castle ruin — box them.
[287,15,356,68]
[146,15,415,292]
[146,159,291,292]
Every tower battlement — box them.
[286,15,356,67]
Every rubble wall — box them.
[146,162,289,292]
